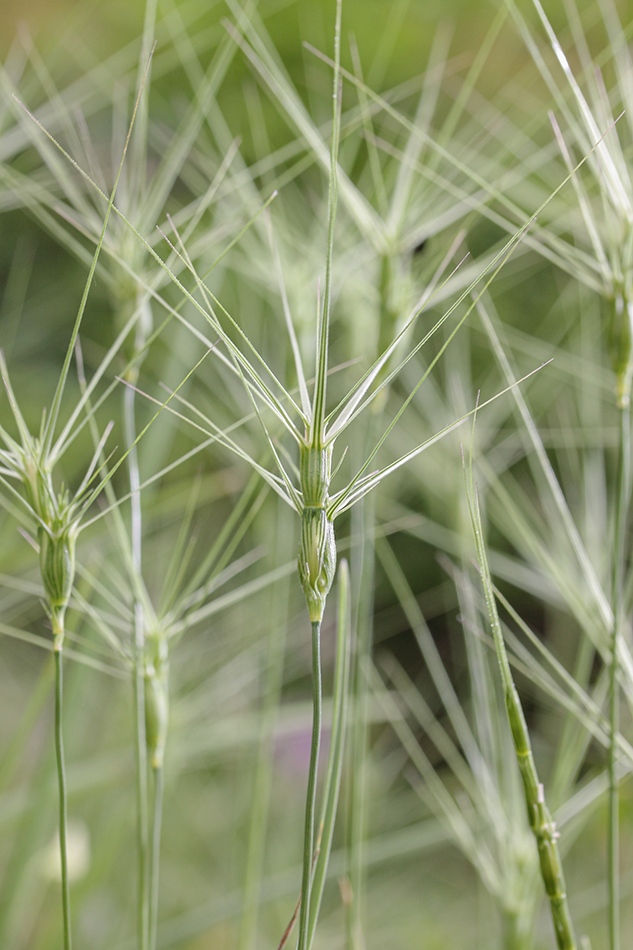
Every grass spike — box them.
[464,421,577,950]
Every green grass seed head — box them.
[607,289,633,408]
[39,514,78,643]
[607,225,633,407]
[144,634,169,770]
[113,278,154,385]
[21,449,54,522]
[298,507,336,623]
[300,442,332,508]
[8,440,78,645]
[298,442,337,622]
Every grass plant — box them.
[2,0,633,948]
[465,427,576,949]
[0,76,147,944]
[487,5,633,946]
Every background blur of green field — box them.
[1,1,633,948]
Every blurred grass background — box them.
[2,0,633,948]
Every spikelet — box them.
[39,515,78,648]
[607,290,633,409]
[297,443,337,622]
[607,224,633,407]
[298,508,337,623]
[144,634,169,770]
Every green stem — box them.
[54,639,72,950]
[345,412,380,950]
[133,646,149,950]
[468,473,576,949]
[125,384,149,950]
[238,503,291,950]
[609,403,630,950]
[346,493,374,950]
[503,906,531,950]
[307,559,352,949]
[297,620,322,950]
[149,765,164,950]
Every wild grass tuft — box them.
[2,1,633,948]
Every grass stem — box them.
[307,559,352,948]
[466,454,577,950]
[149,765,164,950]
[53,640,72,950]
[346,491,374,950]
[609,402,630,950]
[297,620,322,950]
[238,503,291,950]
[133,650,150,950]
[125,384,150,950]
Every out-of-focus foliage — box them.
[2,1,633,948]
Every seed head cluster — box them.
[297,442,337,622]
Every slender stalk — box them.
[238,501,291,950]
[345,352,383,950]
[307,559,352,949]
[503,907,529,950]
[124,383,143,601]
[133,626,149,950]
[149,765,164,950]
[53,631,72,950]
[346,489,374,950]
[125,385,150,950]
[609,402,630,950]
[297,620,322,950]
[467,461,577,950]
